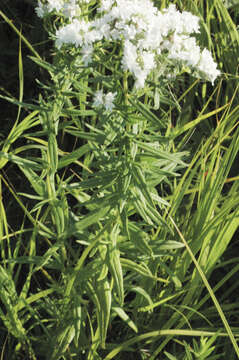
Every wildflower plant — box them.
[2,0,235,359]
[32,0,222,354]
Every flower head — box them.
[63,0,80,19]
[35,1,47,17]
[197,49,221,84]
[93,90,116,112]
[104,92,116,111]
[93,89,104,108]
[37,0,221,87]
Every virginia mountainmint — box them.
[36,0,220,90]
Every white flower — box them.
[93,90,116,111]
[35,1,47,17]
[121,40,139,74]
[98,0,114,13]
[140,15,163,50]
[63,0,80,19]
[84,28,102,44]
[81,44,94,65]
[197,49,221,84]
[93,17,111,40]
[141,51,155,72]
[134,68,148,89]
[167,35,201,67]
[104,92,116,111]
[93,90,104,108]
[55,19,90,48]
[162,4,200,35]
[181,11,200,34]
[47,0,64,13]
[35,0,65,17]
[121,42,155,88]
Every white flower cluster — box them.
[92,90,116,112]
[36,0,220,87]
[35,0,86,19]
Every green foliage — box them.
[0,0,239,359]
[164,334,223,359]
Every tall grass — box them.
[0,0,239,359]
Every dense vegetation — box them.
[0,0,239,359]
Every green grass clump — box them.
[0,1,239,359]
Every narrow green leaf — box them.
[128,286,154,310]
[29,56,57,73]
[74,206,110,232]
[16,289,55,311]
[50,325,76,360]
[107,245,124,306]
[0,94,48,111]
[48,132,58,173]
[0,266,27,341]
[129,98,166,128]
[135,141,187,165]
[58,143,91,169]
[0,152,43,170]
[128,223,152,256]
[112,307,138,333]
[96,278,112,348]
[121,258,155,280]
[18,165,45,196]
[171,104,229,137]
[138,290,185,312]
